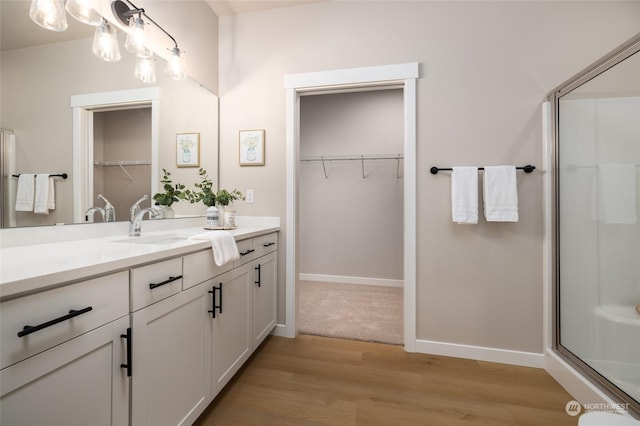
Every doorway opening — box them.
[296,89,404,344]
[284,63,419,351]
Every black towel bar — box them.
[12,173,68,179]
[430,165,535,175]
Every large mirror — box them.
[0,0,219,228]
[555,41,640,415]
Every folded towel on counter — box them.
[190,230,240,266]
[483,166,519,222]
[596,163,637,224]
[34,174,54,214]
[451,167,478,224]
[15,174,35,212]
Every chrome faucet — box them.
[85,206,106,222]
[98,194,116,222]
[129,207,159,237]
[130,195,149,222]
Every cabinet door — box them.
[210,263,252,397]
[252,252,277,350]
[131,283,212,426]
[0,316,129,426]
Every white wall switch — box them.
[246,189,254,204]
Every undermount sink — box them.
[113,233,192,245]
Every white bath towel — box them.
[190,230,240,266]
[451,167,478,224]
[15,174,34,212]
[34,174,53,214]
[597,163,636,224]
[483,166,519,222]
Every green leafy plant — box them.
[152,169,187,206]
[192,168,216,207]
[215,189,245,206]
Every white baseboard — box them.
[298,273,403,288]
[271,323,287,337]
[415,339,545,368]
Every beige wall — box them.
[218,1,640,354]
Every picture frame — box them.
[176,133,200,167]
[239,129,265,166]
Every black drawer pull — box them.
[208,283,223,318]
[18,306,93,337]
[263,242,275,247]
[240,249,255,256]
[120,327,132,377]
[149,275,182,290]
[255,264,261,288]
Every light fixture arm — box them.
[112,0,178,49]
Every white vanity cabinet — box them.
[0,272,130,426]
[129,258,212,426]
[209,263,253,396]
[252,233,278,350]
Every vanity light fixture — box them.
[65,0,102,26]
[92,18,121,62]
[112,0,187,81]
[29,0,68,31]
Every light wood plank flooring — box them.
[194,335,578,426]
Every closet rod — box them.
[94,160,151,166]
[429,165,536,174]
[300,154,403,162]
[12,173,68,179]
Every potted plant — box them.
[152,168,187,218]
[191,168,216,207]
[215,188,244,227]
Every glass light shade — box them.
[92,19,121,62]
[165,47,187,81]
[65,0,101,26]
[125,16,152,58]
[134,56,156,84]
[29,0,68,31]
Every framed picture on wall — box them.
[239,129,265,166]
[176,133,200,167]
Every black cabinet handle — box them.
[208,283,223,318]
[17,306,93,337]
[255,264,261,288]
[149,275,182,290]
[120,327,132,377]
[240,249,255,256]
[263,242,275,247]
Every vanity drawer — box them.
[182,249,232,290]
[1,271,129,369]
[233,239,254,268]
[253,232,278,258]
[130,257,183,312]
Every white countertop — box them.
[0,217,279,300]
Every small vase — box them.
[159,205,175,218]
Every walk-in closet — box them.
[297,88,404,344]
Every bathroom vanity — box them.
[0,218,279,425]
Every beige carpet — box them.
[296,280,403,345]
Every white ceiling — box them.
[1,0,324,51]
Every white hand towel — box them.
[451,167,478,224]
[34,174,51,214]
[190,230,240,266]
[15,174,34,212]
[597,163,636,224]
[483,166,519,222]
[47,178,55,211]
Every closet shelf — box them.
[94,160,151,166]
[300,154,403,179]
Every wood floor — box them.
[194,335,578,426]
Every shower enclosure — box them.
[549,33,640,417]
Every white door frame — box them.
[284,63,419,351]
[70,87,160,223]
